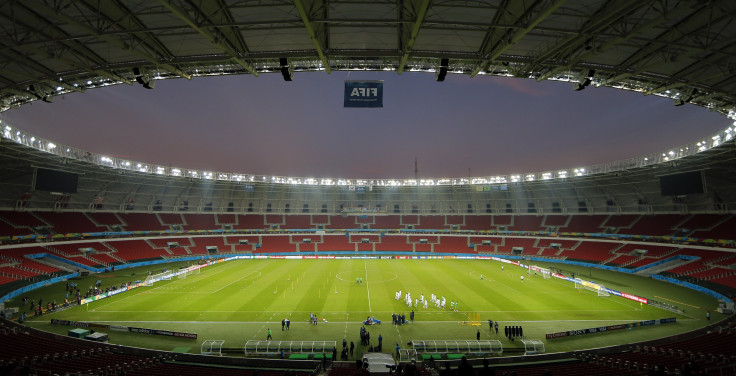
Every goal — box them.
[574,278,609,297]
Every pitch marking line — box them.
[25,318,700,325]
[654,296,703,309]
[86,308,643,314]
[364,260,372,312]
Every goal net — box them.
[574,278,584,290]
[597,285,610,297]
[178,269,187,279]
[536,267,551,279]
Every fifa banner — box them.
[546,318,676,339]
[344,81,383,108]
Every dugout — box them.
[411,340,502,358]
[521,339,545,355]
[244,340,337,356]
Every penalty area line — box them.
[654,296,703,310]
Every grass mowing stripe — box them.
[22,258,724,355]
[364,259,372,313]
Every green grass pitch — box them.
[17,258,725,357]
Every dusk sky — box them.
[0,71,728,179]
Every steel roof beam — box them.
[472,0,566,77]
[0,2,131,84]
[158,0,259,77]
[294,0,331,74]
[31,2,190,80]
[604,7,728,85]
[397,0,431,74]
[537,4,696,82]
[528,0,643,72]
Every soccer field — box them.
[23,258,723,356]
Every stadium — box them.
[1,1,736,375]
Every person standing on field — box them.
[267,328,273,340]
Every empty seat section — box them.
[283,215,312,229]
[227,235,260,253]
[183,214,217,230]
[157,213,184,226]
[559,215,607,233]
[86,212,124,227]
[433,237,470,253]
[463,215,491,230]
[497,238,538,253]
[692,215,736,240]
[605,254,639,266]
[88,253,120,265]
[35,212,104,234]
[711,275,736,289]
[107,240,165,261]
[375,235,410,251]
[118,213,168,231]
[542,214,569,227]
[216,213,237,225]
[618,214,687,236]
[257,235,295,252]
[0,266,39,278]
[677,214,730,233]
[319,235,352,251]
[445,215,465,228]
[326,215,356,229]
[235,214,268,229]
[560,241,619,262]
[508,216,544,231]
[667,262,706,276]
[373,216,402,229]
[492,215,513,227]
[408,235,438,243]
[148,237,192,248]
[615,244,678,258]
[190,236,227,254]
[0,218,33,236]
[688,267,732,279]
[0,211,47,228]
[46,242,109,257]
[416,215,446,229]
[602,215,639,230]
[535,239,579,249]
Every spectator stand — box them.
[411,340,502,360]
[244,340,337,359]
[201,340,225,356]
[521,339,545,355]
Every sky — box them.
[0,71,729,179]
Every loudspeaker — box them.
[436,58,449,81]
[280,57,293,81]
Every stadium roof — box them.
[1,0,736,115]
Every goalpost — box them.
[178,269,187,279]
[574,278,609,297]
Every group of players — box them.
[394,290,459,311]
